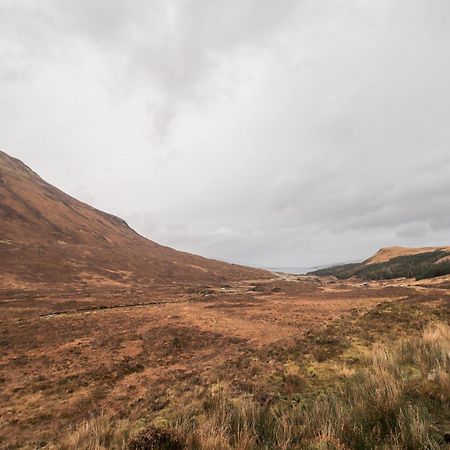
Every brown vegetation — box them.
[1,274,449,448]
[1,151,450,449]
[0,150,268,289]
[58,316,450,450]
[365,246,450,265]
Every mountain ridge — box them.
[308,246,450,281]
[364,246,450,265]
[0,150,269,287]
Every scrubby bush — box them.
[127,425,184,450]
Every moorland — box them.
[1,151,449,449]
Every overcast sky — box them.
[1,0,450,268]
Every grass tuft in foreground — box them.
[58,414,133,450]
[59,321,450,449]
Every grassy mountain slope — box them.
[309,249,450,280]
[0,150,269,287]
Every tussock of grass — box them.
[172,322,449,449]
[57,414,134,450]
[59,322,450,449]
[399,321,450,402]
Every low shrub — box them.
[127,426,184,450]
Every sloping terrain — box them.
[309,246,450,280]
[2,151,449,448]
[365,246,450,264]
[0,150,268,288]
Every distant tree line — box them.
[308,250,450,281]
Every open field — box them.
[1,275,449,448]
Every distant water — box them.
[265,266,319,275]
[266,261,361,275]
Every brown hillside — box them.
[364,246,450,265]
[0,150,269,287]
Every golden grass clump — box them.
[57,414,133,450]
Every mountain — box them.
[364,246,450,265]
[0,150,269,287]
[308,246,450,281]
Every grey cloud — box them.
[396,223,429,240]
[1,0,450,267]
[34,0,299,137]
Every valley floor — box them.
[0,275,449,448]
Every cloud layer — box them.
[1,0,449,267]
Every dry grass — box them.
[172,321,450,449]
[57,321,450,449]
[2,277,401,448]
[173,386,297,450]
[56,414,134,450]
